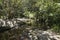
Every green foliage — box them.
[53,0,60,3]
[0,0,59,31]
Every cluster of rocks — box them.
[0,18,30,32]
[0,18,30,27]
[20,29,60,40]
